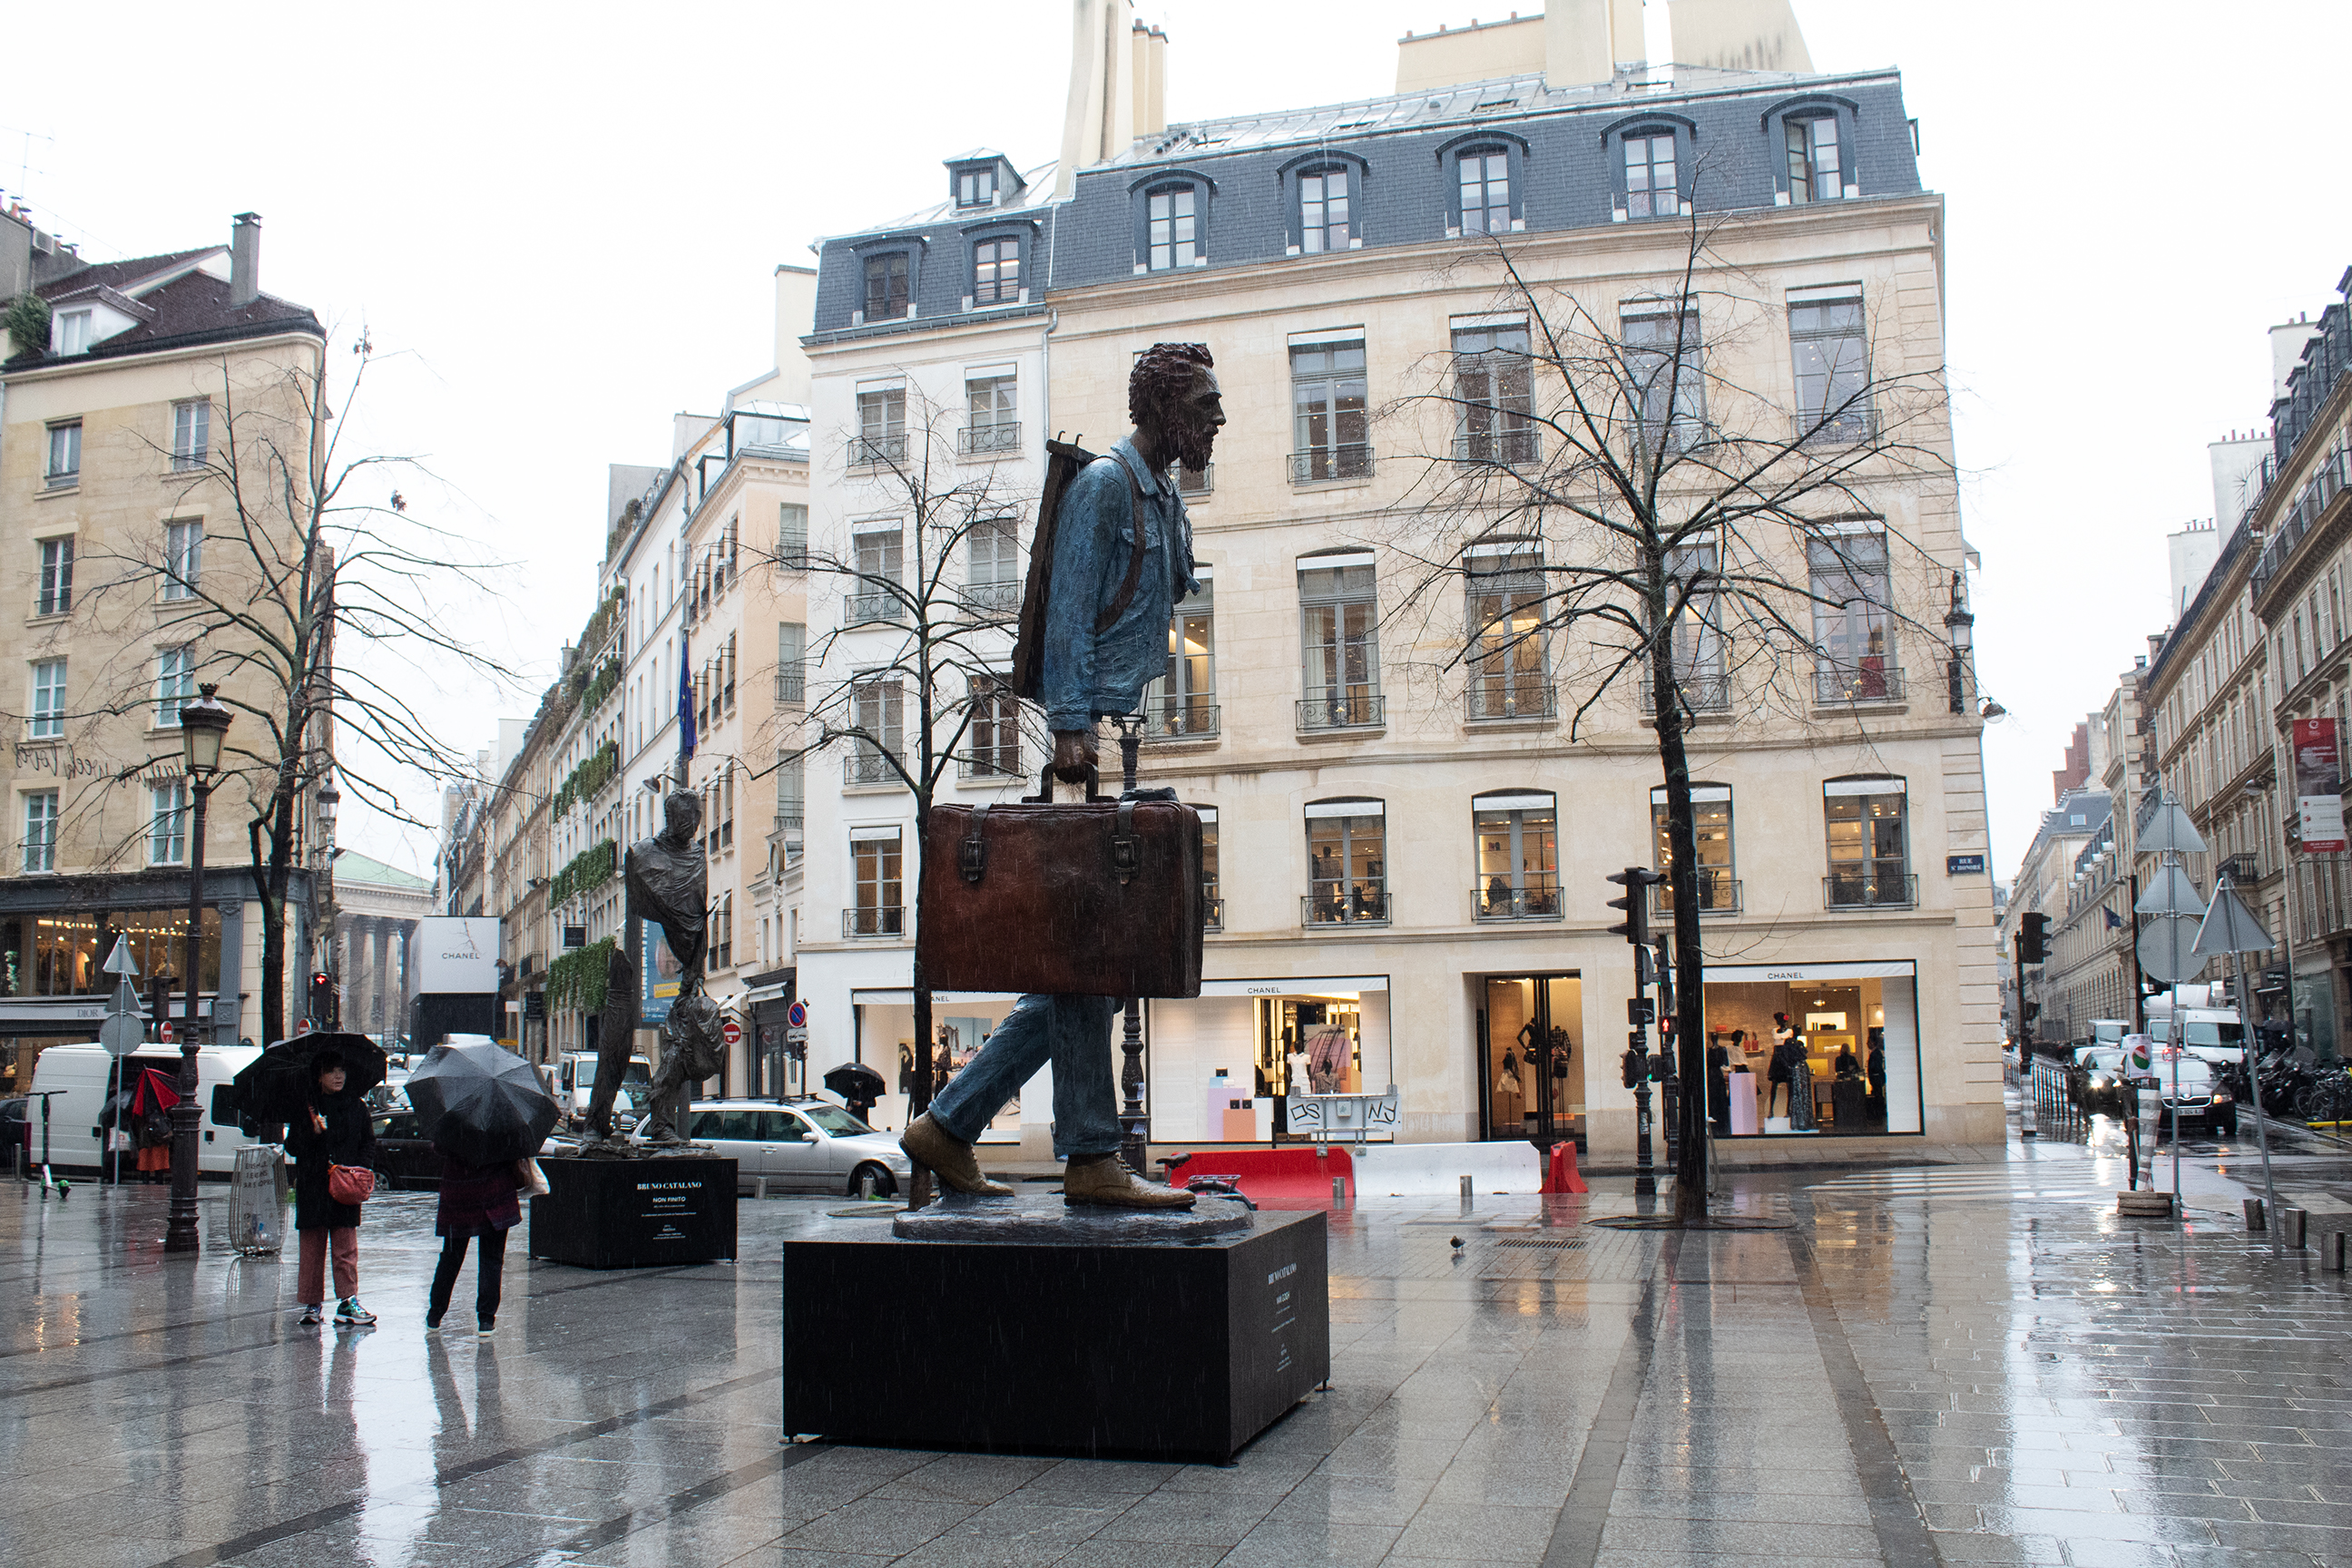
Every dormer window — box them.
[864,252,910,321]
[1786,116,1842,203]
[1147,185,1198,270]
[57,310,92,355]
[972,237,1020,306]
[956,167,995,209]
[1299,169,1351,253]
[1624,132,1679,219]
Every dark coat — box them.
[286,1090,375,1231]
[1769,1038,1805,1083]
[436,1159,523,1239]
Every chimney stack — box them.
[230,212,260,308]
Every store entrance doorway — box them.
[1479,974,1581,1145]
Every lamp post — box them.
[316,779,340,1030]
[163,684,232,1254]
[1945,572,1975,717]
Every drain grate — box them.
[1494,1237,1590,1250]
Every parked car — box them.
[2142,1053,2237,1137]
[370,1107,443,1188]
[678,1098,913,1196]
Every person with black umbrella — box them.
[285,1049,377,1328]
[426,1155,521,1335]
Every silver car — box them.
[683,1098,913,1196]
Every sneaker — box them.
[299,1305,324,1327]
[425,1312,443,1332]
[477,1318,495,1337]
[335,1298,377,1326]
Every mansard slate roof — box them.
[808,64,1920,338]
[15,247,323,367]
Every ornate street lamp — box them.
[1945,571,1975,717]
[163,684,232,1254]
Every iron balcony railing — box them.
[775,668,806,704]
[847,433,907,468]
[843,906,904,938]
[957,751,1024,782]
[2249,446,2352,600]
[1451,428,1541,466]
[1473,882,1563,921]
[1176,463,1214,495]
[1302,888,1389,926]
[843,752,902,788]
[2219,852,2262,885]
[1203,897,1223,932]
[1651,876,1743,916]
[1144,695,1220,739]
[960,580,1021,613]
[957,421,1022,457]
[1465,684,1555,721]
[847,591,905,625]
[1289,444,1374,485]
[1298,692,1385,731]
[1792,407,1878,446]
[1815,662,1906,705]
[1824,870,1917,910]
[1640,672,1730,714]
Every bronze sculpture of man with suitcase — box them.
[901,342,1223,1209]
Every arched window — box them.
[1602,114,1696,221]
[1472,791,1558,920]
[1762,95,1861,205]
[1304,799,1386,926]
[1456,145,1513,235]
[1143,182,1201,270]
[1280,153,1367,254]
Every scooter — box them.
[24,1090,69,1198]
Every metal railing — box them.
[1297,692,1385,731]
[2220,852,2262,884]
[843,752,902,787]
[1289,444,1375,485]
[1651,876,1743,916]
[1640,673,1730,713]
[847,433,907,468]
[1793,407,1878,446]
[847,591,904,625]
[1452,428,1541,466]
[2250,446,2352,600]
[957,750,1024,782]
[1302,890,1389,926]
[960,580,1021,613]
[957,421,1022,457]
[1176,463,1214,495]
[843,906,904,938]
[1824,871,1916,910]
[1465,684,1555,721]
[1815,663,1906,705]
[1143,696,1220,739]
[1473,883,1562,921]
[775,669,805,704]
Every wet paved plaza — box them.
[6,1114,2352,1568]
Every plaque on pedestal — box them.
[528,1154,737,1268]
[782,1200,1328,1462]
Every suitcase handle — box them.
[1023,764,1112,804]
[959,795,1142,886]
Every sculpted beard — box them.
[1170,401,1217,471]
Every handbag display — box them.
[917,769,1204,999]
[327,1163,376,1205]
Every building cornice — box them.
[1,327,327,389]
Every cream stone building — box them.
[795,3,2002,1161]
[0,209,333,1082]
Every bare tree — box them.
[1381,213,1963,1220]
[752,386,1046,1133]
[65,338,511,1043]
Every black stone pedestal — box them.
[782,1200,1328,1463]
[528,1154,737,1268]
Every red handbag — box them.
[328,1163,376,1205]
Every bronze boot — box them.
[900,1113,1013,1197]
[1063,1153,1198,1209]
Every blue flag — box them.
[677,630,695,765]
[2103,907,2123,930]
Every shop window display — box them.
[1480,974,1581,1142]
[1701,961,1920,1134]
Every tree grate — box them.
[1494,1237,1590,1250]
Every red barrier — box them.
[1541,1142,1587,1194]
[1162,1145,1355,1209]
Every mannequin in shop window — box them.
[1493,1048,1524,1132]
[1768,1015,1803,1119]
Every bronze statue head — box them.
[1130,342,1224,473]
[657,789,702,848]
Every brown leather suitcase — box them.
[917,772,1204,998]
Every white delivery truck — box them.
[29,1042,268,1177]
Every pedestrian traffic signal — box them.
[1605,867,1663,946]
[2019,911,2050,964]
[309,970,333,1028]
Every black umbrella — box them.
[824,1062,885,1102]
[404,1040,560,1166]
[230,1032,389,1126]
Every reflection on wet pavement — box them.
[3,1114,2349,1568]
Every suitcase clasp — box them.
[1112,799,1140,885]
[960,806,989,883]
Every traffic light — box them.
[2019,911,2050,965]
[309,970,334,1028]
[1605,867,1662,946]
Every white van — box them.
[29,1043,267,1176]
[552,1051,652,1124]
[2147,1007,2247,1066]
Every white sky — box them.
[9,1,2348,880]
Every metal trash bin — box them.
[226,1145,289,1255]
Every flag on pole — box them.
[677,630,696,768]
[2104,907,2123,930]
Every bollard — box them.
[1332,1175,1347,1204]
[1459,1174,1474,1210]
[2327,1231,2347,1272]
[2284,1207,2309,1249]
[858,1171,876,1200]
[754,1176,769,1200]
[2245,1197,2268,1232]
